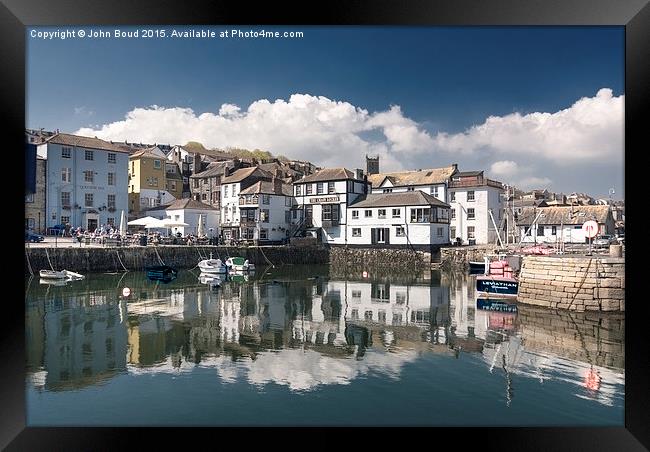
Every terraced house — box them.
[128,146,176,216]
[36,133,129,231]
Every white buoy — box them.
[122,287,131,297]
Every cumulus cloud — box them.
[488,160,553,190]
[75,89,623,177]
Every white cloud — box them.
[75,89,623,175]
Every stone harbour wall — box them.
[328,247,430,273]
[25,245,329,274]
[517,256,625,312]
[440,245,499,271]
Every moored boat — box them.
[198,253,227,274]
[39,270,67,279]
[476,258,519,297]
[145,265,178,282]
[225,256,252,272]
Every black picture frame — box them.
[4,0,646,449]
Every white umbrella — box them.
[144,218,167,229]
[128,216,159,226]
[119,210,127,236]
[197,214,204,237]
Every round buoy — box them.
[122,287,131,297]
[362,271,368,278]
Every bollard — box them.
[609,244,623,258]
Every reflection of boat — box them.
[39,269,85,281]
[477,298,518,314]
[39,278,68,286]
[199,272,224,289]
[198,253,227,274]
[145,265,178,283]
[226,257,254,272]
[228,270,252,282]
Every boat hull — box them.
[145,265,178,283]
[469,261,487,274]
[39,270,67,279]
[476,276,518,297]
[198,263,227,274]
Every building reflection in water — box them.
[26,268,624,402]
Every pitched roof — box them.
[129,146,166,159]
[190,161,235,179]
[221,166,273,184]
[297,167,360,183]
[144,198,217,211]
[44,133,130,153]
[239,180,293,196]
[349,191,450,208]
[517,205,611,225]
[367,165,457,188]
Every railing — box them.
[448,176,503,189]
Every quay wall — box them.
[328,247,430,273]
[517,256,625,312]
[24,245,329,274]
[440,245,498,271]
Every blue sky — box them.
[27,26,624,197]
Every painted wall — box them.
[449,185,503,245]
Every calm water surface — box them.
[25,265,624,426]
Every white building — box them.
[220,167,274,241]
[346,191,451,250]
[238,179,295,244]
[145,198,220,237]
[37,133,129,231]
[367,164,457,203]
[517,205,615,244]
[293,168,370,245]
[448,171,504,245]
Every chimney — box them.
[355,168,364,180]
[451,163,458,172]
[273,177,283,194]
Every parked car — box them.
[25,230,45,242]
[593,234,616,248]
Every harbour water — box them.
[25,265,624,426]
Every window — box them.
[171,181,177,190]
[378,209,386,219]
[407,187,414,191]
[347,180,354,192]
[84,170,94,183]
[285,211,291,223]
[392,208,400,218]
[61,168,71,183]
[322,204,339,222]
[365,210,372,218]
[296,185,301,196]
[437,227,443,237]
[193,179,199,188]
[451,208,456,219]
[317,183,324,194]
[351,309,359,320]
[106,217,114,226]
[378,310,387,323]
[262,194,270,204]
[392,313,403,325]
[61,216,70,224]
[108,153,116,164]
[131,161,135,174]
[84,150,93,161]
[467,191,475,201]
[467,208,475,219]
[61,192,71,206]
[450,226,456,239]
[352,290,361,298]
[152,177,158,187]
[202,193,207,200]
[107,194,116,208]
[352,210,359,219]
[352,228,361,237]
[85,193,93,207]
[328,182,335,194]
[410,208,431,223]
[396,226,405,237]
[383,188,393,193]
[396,292,406,304]
[108,172,115,186]
[551,226,557,235]
[224,185,229,197]
[537,225,544,236]
[202,178,208,185]
[364,311,373,321]
[306,184,313,195]
[25,193,34,203]
[450,192,456,202]
[51,212,56,220]
[61,147,71,158]
[261,209,270,223]
[154,159,161,169]
[467,226,475,239]
[259,229,268,240]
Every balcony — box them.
[449,176,504,189]
[239,196,259,206]
[240,217,257,225]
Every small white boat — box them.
[39,269,86,281]
[199,273,223,289]
[39,278,68,286]
[39,270,67,279]
[198,253,227,274]
[225,257,252,272]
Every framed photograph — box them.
[6,0,646,448]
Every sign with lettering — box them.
[309,196,340,204]
[477,298,518,313]
[582,220,598,238]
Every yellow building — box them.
[128,147,176,216]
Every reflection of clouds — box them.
[125,347,419,392]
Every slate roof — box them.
[517,205,612,225]
[349,191,450,208]
[221,167,273,184]
[239,180,293,196]
[45,133,130,153]
[367,165,457,188]
[297,168,360,183]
